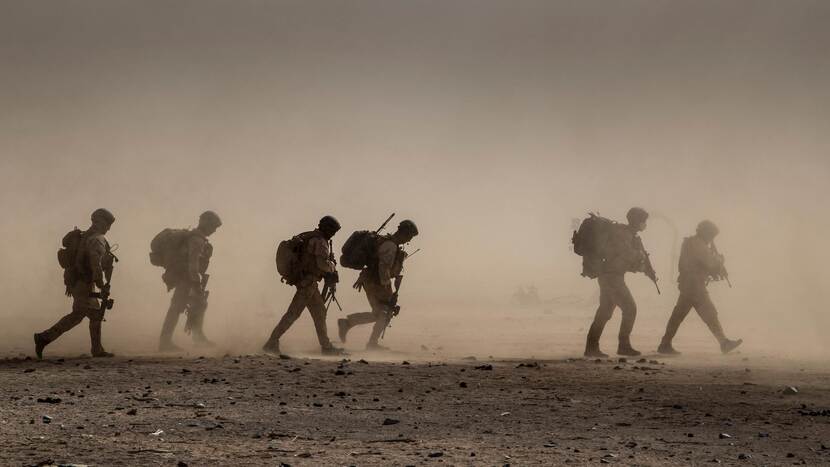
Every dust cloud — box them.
[1,1,828,361]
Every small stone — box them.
[719,433,732,439]
[127,409,138,416]
[459,382,468,388]
[427,452,444,458]
[37,397,62,404]
[382,418,400,426]
[42,415,53,424]
[783,386,799,395]
[738,453,751,460]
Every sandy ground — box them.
[1,346,829,467]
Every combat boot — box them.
[262,339,280,356]
[321,345,347,356]
[89,321,113,358]
[657,340,681,355]
[338,319,350,343]
[617,337,641,357]
[584,336,608,358]
[720,338,743,354]
[34,333,49,360]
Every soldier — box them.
[658,220,742,355]
[158,211,222,352]
[337,220,419,350]
[584,207,652,358]
[263,216,345,356]
[34,209,117,359]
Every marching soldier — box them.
[338,220,419,350]
[35,209,117,359]
[658,220,742,355]
[263,216,345,356]
[584,207,653,358]
[158,211,222,351]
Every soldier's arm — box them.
[310,237,336,274]
[377,241,398,291]
[88,237,107,289]
[187,236,206,283]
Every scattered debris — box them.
[37,397,62,404]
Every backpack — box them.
[572,213,615,279]
[339,230,380,270]
[149,228,193,268]
[57,228,85,294]
[275,231,319,285]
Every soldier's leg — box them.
[366,290,391,347]
[87,306,112,357]
[186,299,212,345]
[691,292,725,342]
[264,287,307,348]
[38,309,86,344]
[585,276,616,356]
[159,285,189,349]
[340,284,385,341]
[611,278,640,356]
[305,285,336,350]
[658,294,694,353]
[339,310,375,343]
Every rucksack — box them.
[149,228,193,268]
[572,213,615,279]
[339,230,380,270]
[57,228,84,295]
[275,231,319,285]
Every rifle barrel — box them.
[375,213,396,234]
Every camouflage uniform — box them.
[39,232,114,354]
[660,235,729,347]
[341,236,405,346]
[586,223,645,353]
[266,230,336,350]
[159,232,213,345]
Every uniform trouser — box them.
[41,287,105,353]
[661,288,726,345]
[160,284,208,344]
[587,273,637,345]
[267,282,332,349]
[344,281,391,345]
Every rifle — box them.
[376,213,395,234]
[634,236,660,295]
[322,239,342,311]
[710,242,732,288]
[185,274,210,334]
[91,245,119,318]
[380,275,403,339]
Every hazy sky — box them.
[1,1,828,356]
